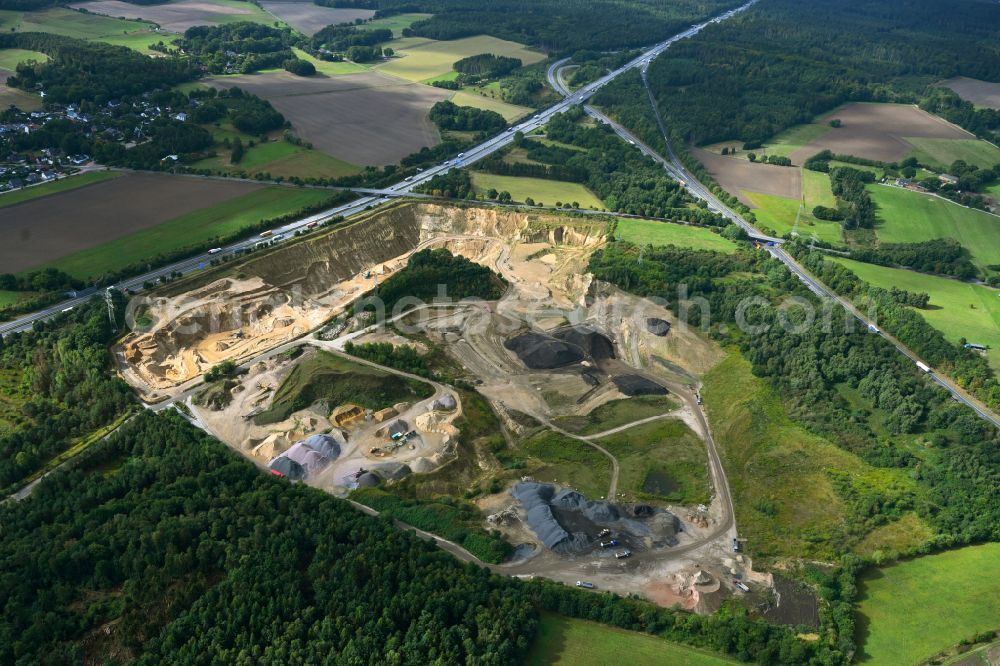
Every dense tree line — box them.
[344,341,432,378]
[921,88,1000,144]
[2,33,195,104]
[589,241,1000,552]
[0,267,81,293]
[594,0,1000,146]
[542,107,726,222]
[428,100,506,133]
[311,24,392,52]
[453,53,521,80]
[0,299,133,492]
[848,239,978,280]
[415,167,474,199]
[367,248,506,313]
[828,167,876,230]
[180,22,298,74]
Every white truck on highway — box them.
[916,361,931,373]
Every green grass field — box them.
[554,395,678,435]
[470,172,604,208]
[870,184,1000,269]
[0,171,121,210]
[375,34,545,82]
[0,8,169,53]
[291,47,368,76]
[745,186,844,244]
[360,12,431,37]
[36,186,332,279]
[0,48,47,70]
[615,218,738,253]
[905,137,1000,170]
[521,430,611,499]
[856,543,1000,665]
[193,140,361,179]
[600,419,711,505]
[526,614,737,666]
[450,90,531,122]
[832,257,1000,371]
[702,352,913,560]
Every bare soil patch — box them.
[0,173,261,273]
[692,147,801,206]
[70,0,256,32]
[205,71,449,167]
[258,1,374,36]
[789,103,973,164]
[941,77,1000,110]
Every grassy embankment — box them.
[255,349,433,424]
[832,257,1000,372]
[554,395,678,434]
[470,172,604,209]
[193,136,361,179]
[526,614,738,666]
[701,352,931,560]
[520,430,611,499]
[34,186,333,279]
[856,543,1000,665]
[0,170,121,209]
[614,218,738,253]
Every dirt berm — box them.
[119,202,608,393]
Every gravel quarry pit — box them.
[118,202,607,400]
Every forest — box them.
[0,299,133,494]
[428,100,506,133]
[2,33,195,104]
[846,239,978,281]
[593,0,1000,146]
[180,23,299,74]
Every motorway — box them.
[547,56,1000,430]
[0,0,758,337]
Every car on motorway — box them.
[457,152,465,158]
[405,176,413,181]
[575,581,596,589]
[305,221,318,230]
[272,233,285,241]
[207,248,222,255]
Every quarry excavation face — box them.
[117,203,608,396]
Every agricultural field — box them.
[704,123,832,162]
[905,138,1000,171]
[692,146,801,208]
[360,12,431,38]
[701,353,919,560]
[257,1,373,36]
[869,185,1000,270]
[0,173,265,275]
[856,543,1000,665]
[470,173,604,208]
[70,0,275,33]
[0,170,121,210]
[204,71,449,166]
[941,76,1000,110]
[450,90,531,122]
[614,218,738,253]
[786,103,984,167]
[832,257,1000,371]
[747,167,842,243]
[35,185,333,280]
[526,614,737,666]
[0,72,41,111]
[192,138,361,179]
[375,34,546,83]
[0,8,168,54]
